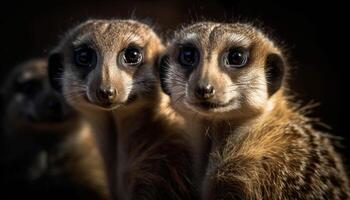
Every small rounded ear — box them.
[265,53,285,96]
[48,52,64,92]
[158,55,171,96]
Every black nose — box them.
[97,86,116,102]
[195,84,215,99]
[46,98,62,115]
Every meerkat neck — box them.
[111,92,169,198]
[202,90,291,149]
[76,110,117,199]
[112,87,170,136]
[113,100,156,136]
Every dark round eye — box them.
[123,46,143,66]
[17,80,41,96]
[74,46,97,68]
[178,46,199,67]
[225,49,249,68]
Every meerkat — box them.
[160,22,350,200]
[0,59,108,200]
[48,19,196,200]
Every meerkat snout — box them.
[194,83,215,100]
[96,85,117,105]
[37,94,64,119]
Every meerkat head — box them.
[160,22,286,120]
[0,59,77,132]
[48,19,163,112]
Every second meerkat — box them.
[48,19,196,200]
[0,59,108,200]
[160,22,350,199]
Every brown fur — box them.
[48,19,196,200]
[162,22,350,199]
[203,93,350,200]
[112,94,195,200]
[0,59,108,200]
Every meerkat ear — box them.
[265,53,285,96]
[48,52,64,92]
[158,55,171,96]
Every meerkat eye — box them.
[225,48,249,68]
[17,79,41,96]
[122,46,143,66]
[178,45,199,67]
[74,46,97,68]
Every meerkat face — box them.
[160,22,285,119]
[1,59,77,132]
[48,20,163,111]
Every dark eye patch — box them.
[225,48,249,68]
[48,52,64,92]
[122,46,143,66]
[178,44,200,69]
[159,55,171,96]
[72,44,97,79]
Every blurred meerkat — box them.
[160,22,350,199]
[0,59,108,200]
[48,19,196,200]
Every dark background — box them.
[0,1,347,163]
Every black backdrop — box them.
[0,1,347,164]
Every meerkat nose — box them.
[195,83,215,100]
[46,98,62,114]
[97,86,117,103]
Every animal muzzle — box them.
[194,83,215,100]
[36,95,70,122]
[96,86,117,105]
